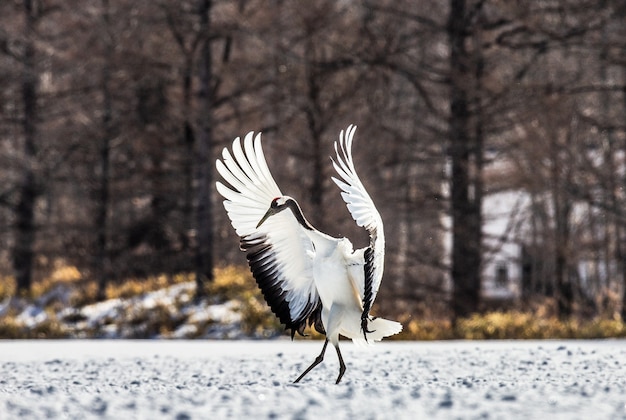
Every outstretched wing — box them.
[216,132,323,337]
[330,125,385,325]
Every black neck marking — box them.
[283,198,314,231]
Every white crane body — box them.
[216,125,402,383]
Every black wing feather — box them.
[241,233,324,337]
[362,246,375,320]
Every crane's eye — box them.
[271,197,280,208]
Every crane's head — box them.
[257,196,313,231]
[256,196,290,228]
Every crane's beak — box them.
[256,207,276,228]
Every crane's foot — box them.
[334,343,347,384]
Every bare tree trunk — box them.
[95,0,113,301]
[597,26,615,313]
[551,131,573,318]
[182,55,195,251]
[621,66,626,320]
[161,3,199,253]
[448,0,482,319]
[304,38,325,225]
[14,0,38,294]
[606,19,626,320]
[615,166,626,321]
[194,0,214,298]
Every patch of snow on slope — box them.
[10,281,248,339]
[15,304,48,327]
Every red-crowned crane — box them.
[215,125,402,384]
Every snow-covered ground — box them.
[1,340,626,419]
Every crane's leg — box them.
[334,343,347,384]
[294,339,328,383]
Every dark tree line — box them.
[0,1,624,320]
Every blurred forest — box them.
[1,0,625,322]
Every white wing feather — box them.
[216,132,320,331]
[331,125,385,316]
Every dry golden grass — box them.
[209,266,283,336]
[396,317,455,341]
[2,263,626,340]
[1,261,194,304]
[0,312,68,339]
[106,273,192,300]
[0,274,16,299]
[207,266,253,299]
[396,311,626,340]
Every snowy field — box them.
[1,339,626,419]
